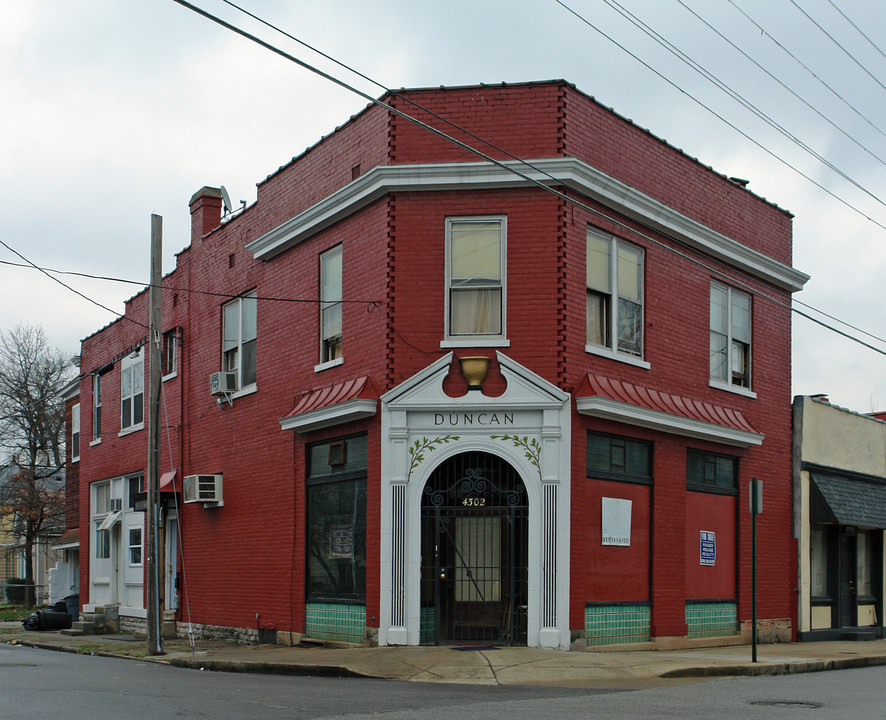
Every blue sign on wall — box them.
[700,530,716,566]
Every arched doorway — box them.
[420,451,528,645]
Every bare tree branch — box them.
[0,324,75,606]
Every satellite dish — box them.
[220,185,234,215]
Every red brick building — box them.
[74,80,808,648]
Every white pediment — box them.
[382,351,568,412]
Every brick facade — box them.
[73,80,805,648]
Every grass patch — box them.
[0,606,28,622]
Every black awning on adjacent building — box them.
[810,472,886,529]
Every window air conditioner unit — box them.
[109,498,123,512]
[209,371,238,396]
[183,474,223,504]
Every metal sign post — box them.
[750,478,762,663]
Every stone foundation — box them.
[176,621,261,644]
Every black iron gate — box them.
[420,451,528,645]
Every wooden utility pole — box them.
[146,214,163,655]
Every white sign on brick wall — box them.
[601,497,632,546]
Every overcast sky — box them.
[2,0,885,411]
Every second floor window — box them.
[446,217,505,341]
[710,282,751,389]
[120,349,144,431]
[71,403,80,461]
[587,229,643,358]
[223,293,257,389]
[320,246,343,364]
[163,329,177,377]
[93,374,102,440]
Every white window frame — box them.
[317,245,343,370]
[442,216,508,348]
[709,281,754,396]
[222,293,257,392]
[162,329,177,380]
[119,349,144,435]
[91,480,112,560]
[71,403,80,462]
[585,229,648,368]
[128,526,143,567]
[91,373,102,445]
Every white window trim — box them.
[585,343,651,370]
[92,373,102,443]
[222,293,257,392]
[71,403,80,462]
[709,378,757,399]
[120,349,145,433]
[314,356,344,373]
[710,281,752,392]
[443,215,507,345]
[128,526,143,567]
[319,245,343,365]
[162,329,178,382]
[586,229,645,362]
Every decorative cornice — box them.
[248,158,808,292]
[576,396,764,448]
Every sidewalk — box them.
[3,622,886,688]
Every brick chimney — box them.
[189,186,223,243]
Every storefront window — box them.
[857,530,873,598]
[306,434,367,602]
[811,526,829,597]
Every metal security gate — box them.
[420,452,528,645]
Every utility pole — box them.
[146,214,163,655]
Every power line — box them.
[675,0,886,172]
[727,0,886,142]
[594,0,886,215]
[789,0,886,95]
[826,0,886,66]
[0,257,381,307]
[554,0,886,232]
[0,238,147,329]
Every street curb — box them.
[661,654,886,679]
[167,657,375,679]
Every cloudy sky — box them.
[2,0,884,411]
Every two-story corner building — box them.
[73,80,808,649]
[793,395,886,641]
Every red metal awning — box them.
[280,376,378,433]
[159,469,177,491]
[576,373,763,447]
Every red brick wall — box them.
[74,80,797,640]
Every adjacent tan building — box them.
[794,395,886,640]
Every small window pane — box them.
[617,298,642,356]
[223,302,239,353]
[710,331,728,381]
[450,288,501,335]
[586,291,609,346]
[586,232,611,291]
[811,527,828,596]
[241,296,257,343]
[731,292,750,343]
[587,432,651,482]
[710,285,728,333]
[451,223,501,280]
[687,450,737,491]
[242,338,257,386]
[617,245,641,301]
